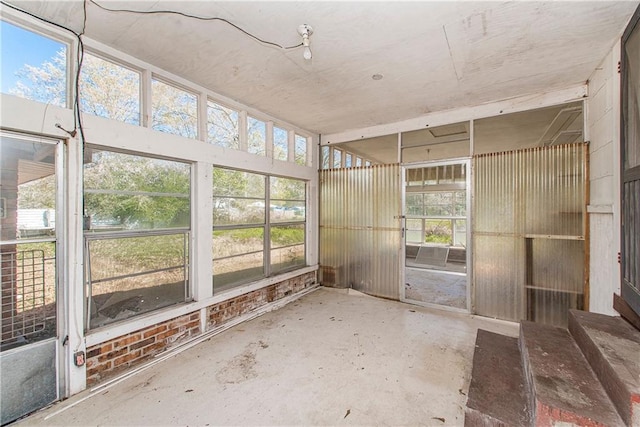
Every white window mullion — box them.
[198,92,208,142]
[141,69,152,128]
[266,121,274,158]
[239,111,248,151]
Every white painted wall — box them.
[586,40,622,316]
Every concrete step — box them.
[569,309,640,426]
[465,329,531,427]
[519,321,625,427]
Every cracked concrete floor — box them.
[18,287,518,426]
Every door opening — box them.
[1,132,63,424]
[402,160,470,311]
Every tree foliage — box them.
[84,150,190,230]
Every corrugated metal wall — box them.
[473,143,587,326]
[319,164,401,300]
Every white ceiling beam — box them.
[322,85,587,145]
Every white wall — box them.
[586,40,622,316]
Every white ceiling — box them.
[6,1,639,135]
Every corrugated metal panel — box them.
[319,164,401,300]
[473,143,586,326]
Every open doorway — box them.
[403,161,469,310]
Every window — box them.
[295,134,307,165]
[321,146,330,169]
[248,117,266,156]
[212,169,266,291]
[345,153,352,168]
[273,126,288,161]
[333,149,342,168]
[207,101,239,149]
[355,157,363,167]
[152,78,198,138]
[84,149,191,329]
[80,53,140,125]
[1,20,67,107]
[270,177,306,273]
[212,168,307,292]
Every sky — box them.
[1,20,65,93]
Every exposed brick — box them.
[98,347,127,363]
[86,347,101,359]
[113,350,142,367]
[87,360,112,375]
[113,333,141,349]
[157,328,179,341]
[143,324,168,339]
[129,336,155,350]
[141,341,166,356]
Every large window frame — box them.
[212,167,307,292]
[83,147,192,329]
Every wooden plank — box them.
[614,293,640,331]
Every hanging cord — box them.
[89,0,303,50]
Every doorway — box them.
[0,132,63,424]
[402,160,470,310]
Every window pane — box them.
[213,228,264,259]
[207,101,239,149]
[270,201,305,223]
[213,252,264,291]
[345,153,352,168]
[80,54,140,125]
[248,117,266,156]
[406,194,423,216]
[87,233,188,329]
[1,21,66,107]
[273,126,288,161]
[271,245,305,274]
[406,219,423,243]
[152,79,197,138]
[271,224,305,273]
[355,157,363,167]
[321,146,330,169]
[1,136,57,241]
[295,134,307,165]
[270,177,305,200]
[425,219,452,245]
[84,150,190,231]
[333,149,342,168]
[454,191,467,216]
[213,168,265,198]
[271,224,304,249]
[424,192,453,216]
[213,197,265,225]
[454,219,467,247]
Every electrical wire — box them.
[89,0,303,50]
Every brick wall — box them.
[85,270,316,386]
[208,271,316,327]
[86,312,200,386]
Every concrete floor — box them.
[19,287,518,426]
[405,268,467,309]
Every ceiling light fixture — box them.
[297,24,313,60]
